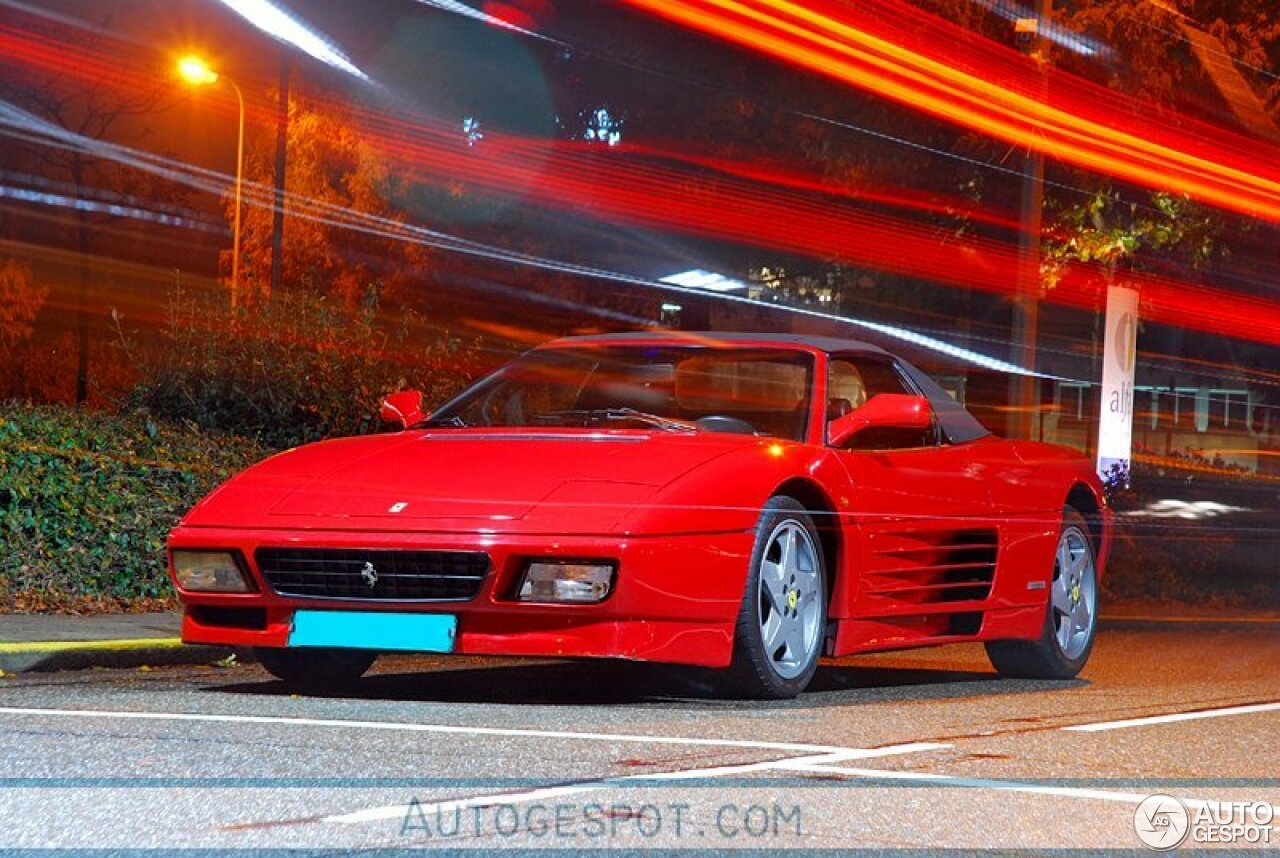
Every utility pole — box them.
[1008,0,1051,440]
[268,54,291,303]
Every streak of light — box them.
[353,109,1280,347]
[214,0,368,80]
[1132,452,1280,484]
[1216,449,1280,459]
[660,269,748,292]
[5,17,1280,358]
[0,170,227,229]
[0,0,145,45]
[0,185,226,233]
[6,18,1278,366]
[967,0,1106,57]
[412,0,566,44]
[621,142,1026,232]
[462,319,573,346]
[418,0,1168,224]
[619,0,1280,222]
[5,20,1278,352]
[0,97,1044,378]
[1135,349,1280,391]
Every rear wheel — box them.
[986,507,1098,679]
[254,647,376,687]
[723,496,827,699]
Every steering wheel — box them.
[695,415,757,435]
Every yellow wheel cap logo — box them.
[1071,584,1081,603]
[787,590,799,609]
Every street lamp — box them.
[178,55,245,308]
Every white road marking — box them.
[0,705,858,754]
[782,762,1158,804]
[0,705,948,759]
[779,762,1278,815]
[0,705,951,830]
[323,745,948,825]
[1062,701,1280,732]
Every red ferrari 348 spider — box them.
[169,332,1109,698]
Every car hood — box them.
[182,428,755,533]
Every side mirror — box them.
[828,393,931,448]
[380,389,426,430]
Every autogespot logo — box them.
[1135,794,1190,850]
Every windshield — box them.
[430,346,815,441]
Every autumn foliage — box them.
[229,94,433,309]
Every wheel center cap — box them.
[787,589,799,610]
[1071,584,1081,604]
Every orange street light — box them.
[178,55,246,308]
[177,55,219,86]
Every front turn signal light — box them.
[516,561,614,603]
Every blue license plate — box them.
[288,610,456,652]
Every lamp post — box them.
[1007,2,1051,441]
[178,55,245,308]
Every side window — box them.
[827,356,937,450]
[897,360,991,444]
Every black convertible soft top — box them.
[543,331,891,356]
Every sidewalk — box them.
[0,612,229,673]
[1,606,1277,674]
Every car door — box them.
[826,354,1000,624]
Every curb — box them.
[0,638,232,673]
[1100,614,1280,631]
[3,615,1275,674]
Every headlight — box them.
[516,560,614,603]
[172,550,254,593]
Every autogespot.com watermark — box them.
[400,799,803,843]
[1135,794,1275,850]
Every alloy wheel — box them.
[756,520,823,679]
[1050,526,1097,660]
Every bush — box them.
[128,289,483,449]
[0,404,267,606]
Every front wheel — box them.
[254,647,376,688]
[986,507,1098,679]
[723,496,828,699]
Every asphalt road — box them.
[0,625,1277,853]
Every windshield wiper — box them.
[598,408,699,433]
[417,415,469,428]
[536,408,697,433]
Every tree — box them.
[229,91,433,309]
[0,13,178,404]
[1040,0,1279,295]
[0,260,47,359]
[1042,187,1224,287]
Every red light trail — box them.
[618,0,1280,223]
[3,10,1280,351]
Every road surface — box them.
[0,624,1276,852]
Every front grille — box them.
[256,548,489,601]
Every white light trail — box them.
[411,0,567,44]
[215,0,368,80]
[0,98,1057,378]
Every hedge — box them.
[2,403,1272,611]
[0,404,268,605]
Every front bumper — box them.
[168,526,754,668]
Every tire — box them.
[254,647,376,687]
[722,496,828,699]
[986,507,1099,679]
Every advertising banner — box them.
[1096,285,1139,491]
